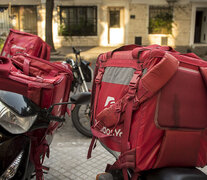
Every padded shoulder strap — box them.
[137,53,179,103]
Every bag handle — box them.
[132,45,178,62]
[0,56,12,77]
[23,57,31,75]
[137,53,179,103]
[39,43,47,60]
[108,44,141,58]
[181,53,201,59]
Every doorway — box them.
[108,7,124,45]
[194,8,207,44]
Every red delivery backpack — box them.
[1,29,51,60]
[88,44,207,179]
[0,54,73,179]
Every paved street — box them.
[42,114,115,180]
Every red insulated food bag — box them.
[88,44,207,179]
[0,54,73,114]
[0,54,73,179]
[1,29,51,60]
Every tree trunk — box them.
[45,0,55,52]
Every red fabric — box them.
[0,56,12,77]
[0,54,73,180]
[89,44,207,179]
[137,53,179,104]
[156,66,207,129]
[154,130,201,167]
[131,96,164,171]
[11,54,72,78]
[200,67,207,87]
[1,29,51,60]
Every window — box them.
[11,6,37,35]
[149,6,173,34]
[59,6,97,36]
[109,10,120,28]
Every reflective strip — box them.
[102,67,136,85]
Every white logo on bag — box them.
[97,96,123,137]
[100,127,123,137]
[11,45,26,50]
[104,96,115,107]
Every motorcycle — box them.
[66,47,93,137]
[0,90,91,180]
[95,137,207,180]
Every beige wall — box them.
[128,1,193,47]
[53,0,193,47]
[128,4,149,45]
[0,0,202,47]
[0,0,41,5]
[173,4,192,46]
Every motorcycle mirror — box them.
[72,46,81,55]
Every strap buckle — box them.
[133,96,140,110]
[95,68,105,84]
[128,72,142,98]
[129,73,141,89]
[115,101,122,113]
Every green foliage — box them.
[59,24,69,36]
[59,19,96,36]
[0,38,5,52]
[149,12,173,34]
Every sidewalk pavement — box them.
[50,46,119,62]
[39,115,115,180]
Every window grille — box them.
[149,6,173,34]
[59,6,97,36]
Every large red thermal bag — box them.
[0,54,73,179]
[0,54,72,115]
[88,44,207,179]
[1,29,51,60]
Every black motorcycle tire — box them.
[71,104,92,138]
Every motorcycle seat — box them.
[140,167,207,180]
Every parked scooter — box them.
[66,47,93,137]
[0,90,91,180]
[96,143,207,180]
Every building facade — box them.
[0,0,207,49]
